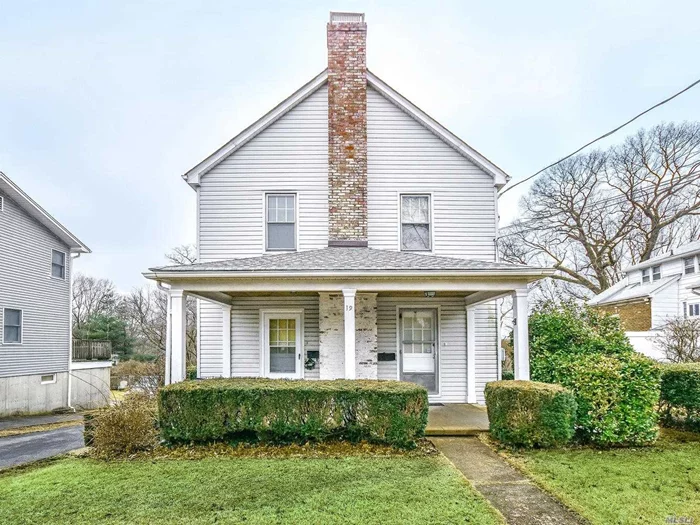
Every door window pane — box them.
[401,195,431,251]
[401,311,435,353]
[269,318,296,373]
[3,308,22,344]
[267,194,296,250]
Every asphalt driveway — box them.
[0,425,84,470]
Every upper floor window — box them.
[401,195,431,251]
[266,194,296,251]
[642,266,661,284]
[684,257,696,275]
[3,308,22,344]
[51,250,66,279]
[688,303,700,317]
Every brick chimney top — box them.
[326,11,368,247]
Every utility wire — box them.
[499,76,700,196]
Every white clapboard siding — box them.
[367,86,497,260]
[0,190,71,378]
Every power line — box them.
[499,76,700,196]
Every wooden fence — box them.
[72,339,112,361]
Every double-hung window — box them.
[51,250,66,279]
[401,195,431,251]
[684,257,696,275]
[3,308,22,344]
[688,303,700,317]
[266,194,296,251]
[642,266,662,284]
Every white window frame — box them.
[687,303,700,317]
[51,249,67,280]
[2,308,23,345]
[398,193,433,252]
[641,268,650,284]
[259,309,304,379]
[652,265,661,281]
[264,192,298,252]
[41,374,57,384]
[684,256,697,275]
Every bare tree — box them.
[72,274,118,331]
[657,317,700,363]
[502,122,700,297]
[166,244,197,265]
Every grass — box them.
[504,429,700,525]
[0,456,503,525]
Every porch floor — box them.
[426,404,489,436]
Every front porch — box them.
[144,247,551,404]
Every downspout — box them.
[67,252,81,412]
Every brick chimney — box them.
[327,12,368,247]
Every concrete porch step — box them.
[425,426,484,437]
[426,403,489,437]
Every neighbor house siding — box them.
[375,295,498,404]
[652,282,680,327]
[0,190,71,379]
[197,86,329,375]
[366,86,497,260]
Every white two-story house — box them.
[590,240,700,360]
[145,12,551,404]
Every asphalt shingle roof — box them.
[150,247,541,273]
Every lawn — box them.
[0,456,503,525]
[505,430,700,525]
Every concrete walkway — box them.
[432,437,585,525]
[427,404,489,436]
[0,413,82,432]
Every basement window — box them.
[266,194,296,251]
[41,374,56,384]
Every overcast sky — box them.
[2,0,699,291]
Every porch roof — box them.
[145,247,551,279]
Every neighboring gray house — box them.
[0,171,106,416]
[590,240,700,360]
[145,13,551,404]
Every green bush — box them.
[186,365,197,380]
[159,378,428,448]
[485,380,577,448]
[89,393,159,458]
[530,302,660,446]
[659,362,700,431]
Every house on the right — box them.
[589,240,700,360]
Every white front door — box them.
[262,312,302,379]
[400,309,438,393]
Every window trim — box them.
[687,303,700,317]
[652,265,662,281]
[51,249,67,280]
[641,268,650,284]
[264,192,298,252]
[2,308,23,345]
[684,256,697,275]
[41,374,57,385]
[399,193,433,252]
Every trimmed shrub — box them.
[659,362,700,431]
[89,393,159,457]
[159,378,428,448]
[485,380,577,448]
[530,302,660,446]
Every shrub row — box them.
[485,381,577,448]
[158,378,428,448]
[659,362,700,431]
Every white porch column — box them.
[170,289,187,383]
[466,306,477,403]
[342,289,356,379]
[165,291,172,385]
[222,304,232,378]
[512,288,530,380]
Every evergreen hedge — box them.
[530,302,661,446]
[158,378,429,448]
[485,380,577,448]
[659,362,700,431]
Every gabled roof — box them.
[0,171,90,253]
[182,70,510,188]
[588,274,680,306]
[146,247,551,279]
[624,240,700,273]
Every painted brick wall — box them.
[319,293,344,379]
[327,16,368,244]
[355,293,378,379]
[596,300,652,331]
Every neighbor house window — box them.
[51,250,66,279]
[652,265,661,281]
[266,194,296,251]
[641,269,650,284]
[3,308,22,344]
[684,257,696,275]
[401,195,431,251]
[688,303,700,317]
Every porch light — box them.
[424,291,436,298]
